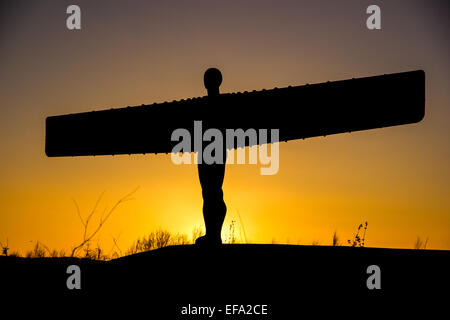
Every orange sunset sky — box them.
[0,0,449,254]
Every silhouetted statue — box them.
[45,68,425,248]
[196,160,226,245]
[195,68,227,246]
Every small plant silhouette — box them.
[191,226,205,243]
[348,222,368,247]
[71,187,138,257]
[125,227,202,255]
[32,241,47,258]
[227,220,237,244]
[332,231,340,246]
[1,238,9,256]
[414,236,428,249]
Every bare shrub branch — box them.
[71,187,138,257]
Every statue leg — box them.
[196,161,227,245]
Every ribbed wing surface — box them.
[45,70,425,156]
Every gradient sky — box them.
[0,0,449,254]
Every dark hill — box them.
[1,245,448,316]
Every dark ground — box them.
[1,244,448,317]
